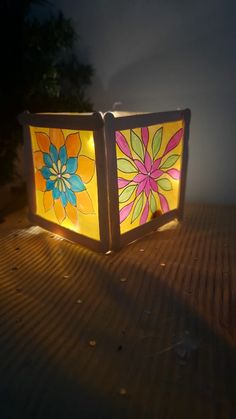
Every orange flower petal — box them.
[76,190,94,214]
[65,132,81,157]
[49,128,64,150]
[54,198,65,224]
[35,170,46,191]
[76,156,95,184]
[35,132,50,153]
[43,190,53,212]
[34,151,44,169]
[66,202,78,225]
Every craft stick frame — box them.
[19,109,191,252]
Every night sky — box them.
[40,0,236,204]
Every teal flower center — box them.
[41,144,86,207]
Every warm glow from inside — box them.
[30,126,100,240]
[116,120,184,234]
[157,219,179,231]
[87,135,95,154]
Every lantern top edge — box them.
[18,108,191,130]
[103,108,191,131]
[103,108,191,119]
[18,110,104,130]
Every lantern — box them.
[19,109,190,251]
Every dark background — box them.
[47,0,236,204]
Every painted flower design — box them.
[34,128,95,225]
[116,126,183,225]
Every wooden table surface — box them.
[0,203,236,419]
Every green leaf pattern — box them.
[131,193,144,223]
[157,178,172,191]
[152,127,163,159]
[130,130,144,161]
[119,184,137,203]
[160,154,179,169]
[150,191,157,213]
[117,158,138,173]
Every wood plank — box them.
[0,203,235,418]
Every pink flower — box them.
[116,126,183,225]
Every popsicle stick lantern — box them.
[19,110,190,251]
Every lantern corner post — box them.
[18,111,37,216]
[178,108,191,222]
[103,112,121,250]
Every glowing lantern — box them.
[19,110,190,251]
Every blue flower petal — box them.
[66,157,78,174]
[61,191,67,207]
[59,146,67,166]
[68,174,85,192]
[46,180,54,191]
[41,166,51,179]
[67,189,76,206]
[50,144,58,163]
[43,153,53,168]
[53,187,61,200]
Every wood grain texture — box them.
[0,204,235,419]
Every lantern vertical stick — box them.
[178,109,191,221]
[104,112,121,250]
[93,112,110,251]
[23,115,36,216]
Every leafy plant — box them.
[0,0,94,184]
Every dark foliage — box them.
[0,0,94,184]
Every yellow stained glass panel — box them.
[30,126,100,240]
[116,120,184,234]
